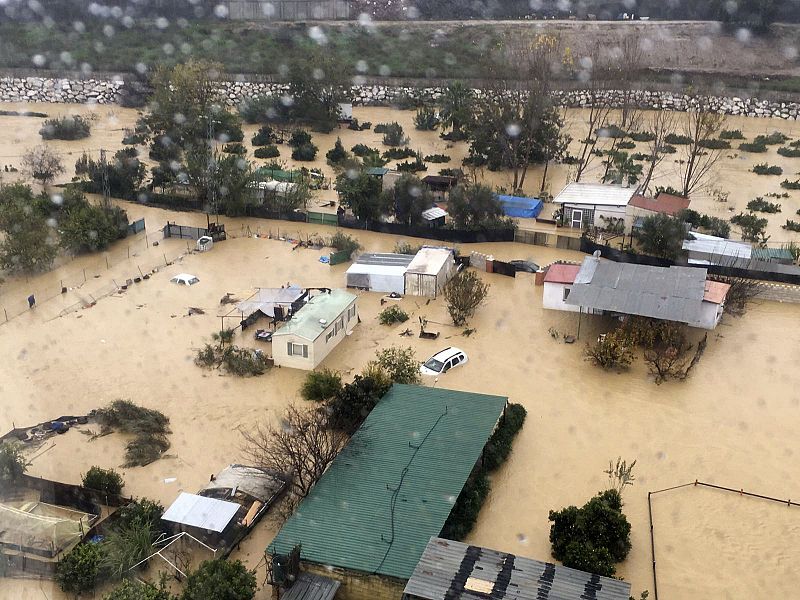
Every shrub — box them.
[82,466,124,495]
[238,95,277,124]
[393,240,421,255]
[104,579,176,600]
[660,144,677,154]
[738,140,768,153]
[482,403,527,471]
[222,143,246,155]
[382,147,417,160]
[746,197,781,213]
[757,131,789,145]
[351,143,379,157]
[616,140,635,150]
[378,305,409,325]
[375,346,420,385]
[182,559,257,600]
[549,489,632,577]
[115,498,165,531]
[704,217,731,239]
[698,138,731,150]
[444,270,490,326]
[414,106,440,130]
[288,129,312,148]
[40,115,91,140]
[664,133,692,145]
[782,179,800,190]
[424,153,451,163]
[752,163,783,175]
[731,212,769,242]
[440,471,490,540]
[301,368,343,402]
[95,400,171,467]
[380,122,409,146]
[629,131,655,142]
[720,129,745,140]
[325,137,349,164]
[327,374,390,433]
[251,126,277,146]
[100,518,159,580]
[0,441,27,484]
[596,124,626,138]
[328,231,361,256]
[439,168,464,178]
[291,143,318,161]
[396,156,427,173]
[584,329,634,370]
[777,146,800,158]
[783,220,800,232]
[56,543,101,594]
[253,145,280,159]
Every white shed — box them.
[404,247,456,298]
[346,253,414,295]
[553,183,636,230]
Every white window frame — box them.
[288,342,308,358]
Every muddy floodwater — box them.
[1,103,800,599]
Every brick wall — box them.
[303,562,405,600]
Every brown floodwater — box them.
[1,103,800,599]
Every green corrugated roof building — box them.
[272,290,356,342]
[268,384,507,581]
[752,247,795,263]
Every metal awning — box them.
[162,492,240,533]
[281,572,341,600]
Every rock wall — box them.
[2,75,799,120]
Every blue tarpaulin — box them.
[497,195,543,218]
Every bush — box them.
[182,559,257,600]
[238,95,277,124]
[739,141,768,153]
[629,131,655,142]
[326,138,349,164]
[660,144,677,154]
[0,441,27,484]
[596,124,626,138]
[375,346,420,385]
[100,518,159,580]
[378,305,409,325]
[95,400,171,467]
[288,129,312,148]
[752,163,783,175]
[782,179,800,190]
[351,143,379,157]
[222,143,246,155]
[664,133,692,145]
[548,489,632,577]
[326,374,390,433]
[396,156,427,173]
[698,138,731,150]
[783,220,800,232]
[56,543,101,594]
[424,153,451,163]
[328,231,361,256]
[440,471,490,540]
[251,125,277,146]
[616,140,635,150]
[635,213,686,260]
[444,270,490,326]
[380,122,409,146]
[756,131,789,145]
[382,147,417,161]
[82,466,124,495]
[394,241,421,255]
[482,403,526,471]
[301,368,343,402]
[731,212,769,242]
[253,145,280,159]
[704,216,731,239]
[584,329,634,370]
[40,115,91,140]
[746,197,781,213]
[104,579,176,600]
[777,146,800,158]
[414,106,440,130]
[291,143,318,161]
[720,129,745,140]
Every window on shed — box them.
[288,342,308,358]
[563,287,571,301]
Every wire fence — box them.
[0,230,193,325]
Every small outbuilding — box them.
[553,183,636,230]
[682,232,752,266]
[421,206,448,228]
[346,253,414,294]
[421,175,458,201]
[496,194,544,219]
[271,290,358,370]
[404,247,457,298]
[542,263,582,312]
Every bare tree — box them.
[640,110,677,195]
[573,49,613,183]
[680,106,726,198]
[241,404,348,506]
[609,32,645,133]
[22,144,65,186]
[605,457,636,496]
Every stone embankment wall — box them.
[2,75,800,120]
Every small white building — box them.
[553,183,636,230]
[346,253,414,294]
[542,263,583,312]
[682,231,752,266]
[249,180,298,202]
[404,247,457,298]
[272,290,358,370]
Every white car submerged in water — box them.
[420,347,468,376]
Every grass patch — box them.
[95,400,171,467]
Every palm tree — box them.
[439,82,474,139]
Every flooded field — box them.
[1,103,800,599]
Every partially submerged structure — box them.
[627,191,691,231]
[232,285,307,329]
[271,289,358,369]
[542,263,582,312]
[553,183,636,230]
[496,194,544,219]
[682,232,752,266]
[162,465,287,555]
[403,537,631,600]
[404,247,457,298]
[421,175,458,202]
[553,254,730,330]
[345,253,414,294]
[268,384,508,600]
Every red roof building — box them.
[544,263,581,285]
[628,192,690,217]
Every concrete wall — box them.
[699,300,725,330]
[302,562,405,600]
[543,282,581,313]
[224,0,350,20]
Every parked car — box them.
[509,260,541,273]
[170,273,200,286]
[420,347,468,376]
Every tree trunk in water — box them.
[540,160,549,194]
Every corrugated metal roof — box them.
[162,492,240,533]
[272,290,356,341]
[200,465,287,504]
[553,183,635,207]
[236,286,305,318]
[268,384,508,580]
[366,167,390,176]
[403,537,631,600]
[544,264,581,285]
[752,247,794,261]
[422,207,448,220]
[406,247,454,276]
[565,256,711,326]
[281,573,341,600]
[682,232,752,260]
[354,253,415,268]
